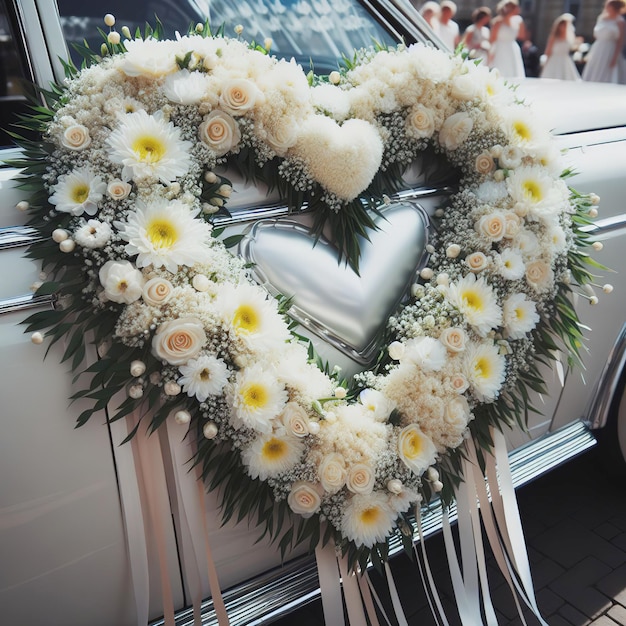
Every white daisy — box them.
[229,364,288,434]
[445,274,502,337]
[463,341,506,402]
[106,110,192,184]
[496,248,525,280]
[74,219,112,248]
[49,167,106,216]
[114,199,212,273]
[241,431,304,480]
[341,492,397,548]
[216,283,291,354]
[507,166,564,219]
[178,353,229,401]
[501,106,548,151]
[503,293,540,340]
[359,389,395,422]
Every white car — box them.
[1,1,625,625]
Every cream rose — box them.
[466,251,488,273]
[219,79,261,116]
[476,213,506,241]
[346,463,375,494]
[152,317,207,365]
[407,105,435,138]
[499,145,522,169]
[444,396,471,429]
[451,374,470,394]
[99,260,144,304]
[451,74,479,101]
[319,453,347,494]
[504,212,522,238]
[265,122,299,157]
[398,424,438,474]
[142,277,173,306]
[525,260,553,290]
[439,112,473,151]
[199,110,241,157]
[62,124,91,151]
[281,402,310,438]
[287,481,321,518]
[475,152,495,175]
[439,327,466,353]
[107,179,132,200]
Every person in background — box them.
[541,14,581,80]
[521,31,541,76]
[489,0,527,78]
[439,0,460,50]
[419,1,441,35]
[582,0,626,83]
[461,6,492,62]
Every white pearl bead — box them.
[31,332,44,344]
[174,410,191,425]
[59,239,75,253]
[203,422,218,439]
[52,229,68,243]
[104,13,115,26]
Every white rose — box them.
[451,74,479,100]
[388,341,405,360]
[499,146,522,169]
[219,79,262,116]
[476,213,506,241]
[142,277,174,306]
[152,317,207,365]
[62,124,91,150]
[466,251,488,273]
[407,105,435,138]
[398,424,437,475]
[99,260,144,304]
[265,120,299,156]
[504,212,522,238]
[346,463,375,494]
[281,402,310,438]
[319,453,347,494]
[107,179,132,200]
[444,396,471,429]
[439,112,473,151]
[287,481,321,518]
[199,110,241,157]
[475,152,495,175]
[439,327,466,353]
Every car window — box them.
[56,0,397,73]
[0,0,34,146]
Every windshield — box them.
[57,0,398,73]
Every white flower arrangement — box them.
[14,19,600,563]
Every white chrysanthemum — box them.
[216,283,291,354]
[503,293,540,340]
[241,431,304,480]
[496,248,525,280]
[275,342,334,402]
[162,69,212,105]
[114,199,212,273]
[388,484,420,515]
[341,492,397,548]
[49,167,106,216]
[501,106,549,150]
[507,166,563,218]
[402,336,447,372]
[463,341,506,402]
[106,110,192,183]
[359,389,395,422]
[545,222,568,254]
[99,260,144,304]
[311,84,351,121]
[74,219,112,248]
[178,354,229,401]
[229,364,288,434]
[119,37,180,77]
[445,274,502,337]
[515,229,540,259]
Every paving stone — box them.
[533,522,626,569]
[531,555,565,589]
[549,615,579,626]
[589,617,620,626]
[536,586,566,616]
[612,533,626,553]
[595,522,622,541]
[550,556,612,593]
[608,603,626,624]
[559,603,592,625]
[597,564,626,608]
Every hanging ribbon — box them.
[315,535,346,626]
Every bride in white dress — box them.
[489,0,526,78]
[541,14,580,80]
[582,0,626,83]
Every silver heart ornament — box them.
[239,202,429,364]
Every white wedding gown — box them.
[582,17,626,83]
[490,15,525,78]
[541,40,580,80]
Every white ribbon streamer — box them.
[315,537,345,626]
[383,562,409,626]
[338,554,368,626]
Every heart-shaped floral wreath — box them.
[13,18,598,570]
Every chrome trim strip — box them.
[587,322,626,430]
[0,225,42,250]
[151,420,596,626]
[0,293,55,315]
[580,214,626,236]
